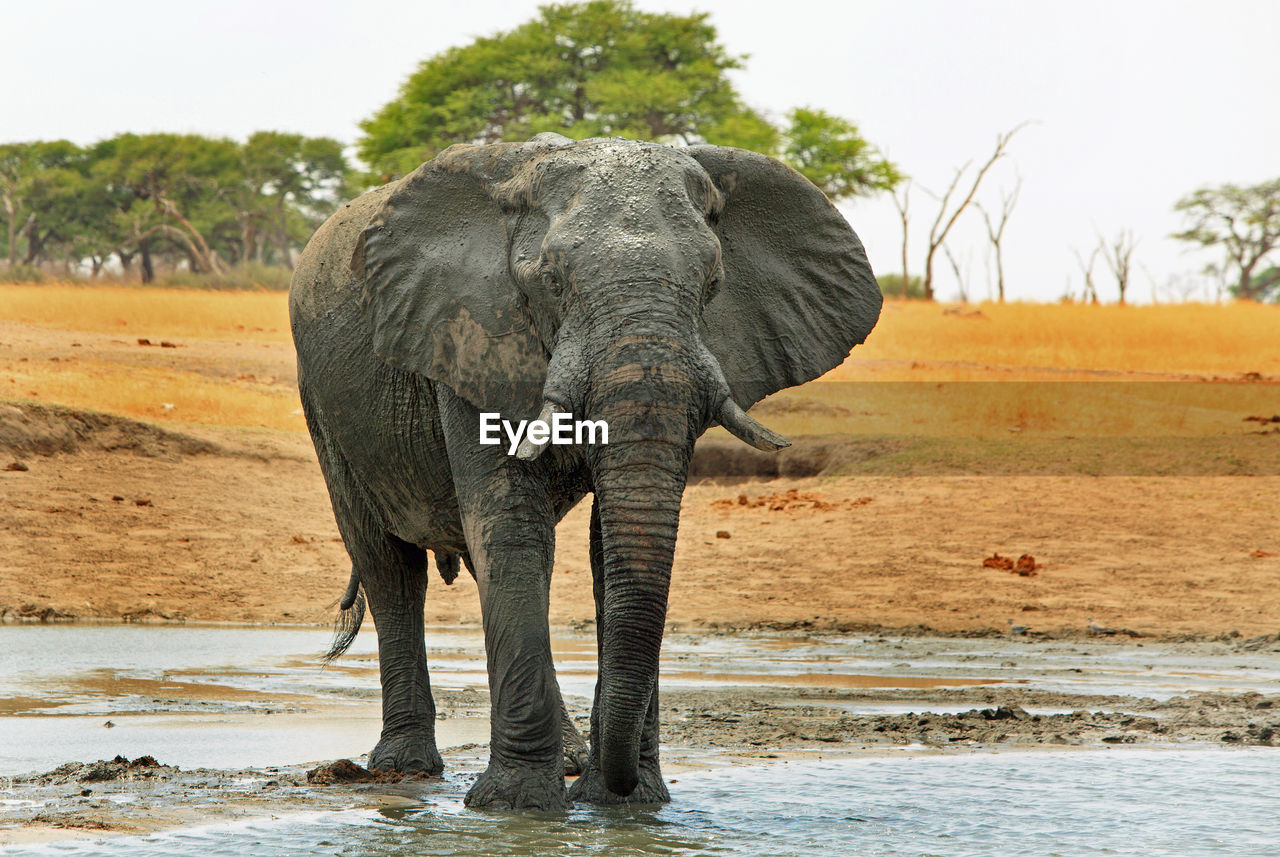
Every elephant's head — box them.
[355,134,880,796]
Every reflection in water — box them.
[13,749,1275,857]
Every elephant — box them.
[288,133,881,810]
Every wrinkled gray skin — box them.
[289,134,881,810]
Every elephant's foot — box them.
[567,758,670,805]
[368,731,444,776]
[464,759,568,811]
[562,716,590,777]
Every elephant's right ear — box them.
[353,142,555,419]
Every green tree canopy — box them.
[1173,178,1280,301]
[358,0,898,200]
[782,107,902,198]
[2,132,348,282]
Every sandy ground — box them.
[2,398,1278,638]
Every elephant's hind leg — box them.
[313,427,443,776]
[360,534,442,775]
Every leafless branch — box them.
[976,172,1022,302]
[1072,246,1101,304]
[920,121,1032,300]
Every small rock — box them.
[715,530,731,539]
[4,461,28,472]
[135,498,152,507]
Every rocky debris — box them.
[19,756,177,785]
[711,489,872,513]
[983,553,1040,576]
[28,812,117,830]
[659,690,1280,750]
[305,759,428,785]
[1,603,76,622]
[1234,633,1280,652]
[121,608,183,623]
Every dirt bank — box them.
[2,401,1278,637]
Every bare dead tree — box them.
[976,174,1022,303]
[1096,228,1139,305]
[920,122,1031,301]
[942,243,973,303]
[1072,246,1101,304]
[890,183,911,297]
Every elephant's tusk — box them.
[515,400,565,461]
[716,396,791,452]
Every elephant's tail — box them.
[323,567,365,662]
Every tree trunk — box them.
[240,219,257,267]
[995,244,1005,303]
[3,193,15,269]
[140,238,154,283]
[159,198,222,273]
[22,226,45,265]
[1238,260,1257,300]
[276,198,293,270]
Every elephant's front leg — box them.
[568,502,671,805]
[438,389,568,811]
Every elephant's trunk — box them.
[583,326,698,796]
[593,478,683,795]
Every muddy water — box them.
[1,625,1278,854]
[6,750,1277,856]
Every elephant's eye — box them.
[541,265,563,293]
[703,272,722,303]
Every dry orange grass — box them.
[757,381,1278,440]
[2,286,1277,440]
[829,299,1280,380]
[5,359,305,432]
[0,284,291,343]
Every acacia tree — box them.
[239,132,346,268]
[358,0,898,201]
[1173,178,1280,301]
[0,140,85,268]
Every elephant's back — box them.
[289,182,398,324]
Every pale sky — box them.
[5,0,1277,302]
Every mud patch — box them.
[306,759,429,785]
[688,436,905,480]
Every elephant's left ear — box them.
[685,146,882,409]
[353,141,556,419]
